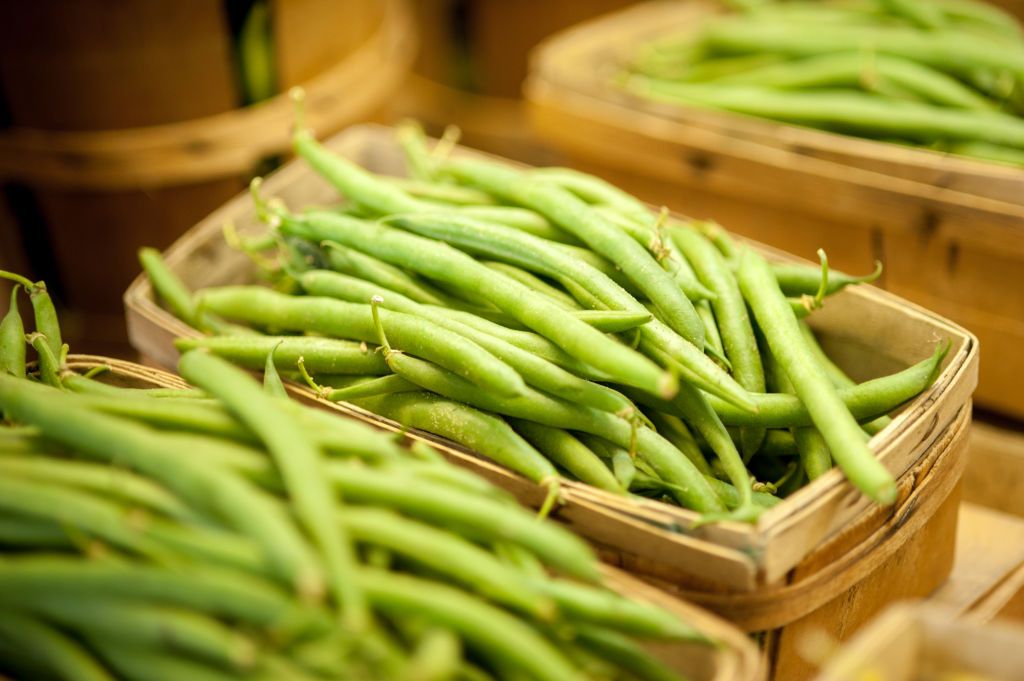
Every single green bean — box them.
[512,421,624,493]
[671,226,766,459]
[773,260,883,297]
[483,261,580,310]
[174,335,389,375]
[737,249,896,503]
[383,176,496,206]
[1,285,25,378]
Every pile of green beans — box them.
[622,0,1024,165]
[0,286,706,681]
[140,113,948,518]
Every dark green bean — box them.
[1,285,25,378]
[737,249,896,503]
[324,240,452,306]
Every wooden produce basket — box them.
[57,354,762,681]
[929,503,1024,625]
[0,0,414,354]
[524,0,1024,419]
[813,603,1024,681]
[124,124,978,681]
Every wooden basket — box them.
[524,0,1023,418]
[813,603,1024,681]
[0,0,415,354]
[58,354,762,681]
[124,124,977,680]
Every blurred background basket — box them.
[0,0,414,356]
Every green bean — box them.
[591,207,718,303]
[529,578,705,641]
[290,99,425,215]
[1,285,25,378]
[670,226,766,459]
[703,475,782,509]
[483,261,580,309]
[175,335,390,375]
[15,595,258,670]
[179,349,367,629]
[359,570,585,681]
[321,374,416,401]
[512,421,624,493]
[579,434,636,489]
[342,507,549,618]
[629,79,1024,148]
[27,332,62,388]
[276,213,673,397]
[456,206,576,241]
[773,260,883,297]
[197,286,527,398]
[0,374,322,597]
[139,247,204,330]
[0,556,329,634]
[0,456,199,523]
[934,0,1022,38]
[715,51,993,110]
[353,390,558,486]
[701,18,1024,81]
[0,611,115,681]
[763,342,833,481]
[442,158,706,347]
[324,240,452,306]
[0,513,74,547]
[404,628,461,681]
[737,249,896,503]
[88,640,240,681]
[384,176,497,206]
[371,347,724,512]
[325,461,599,581]
[646,411,713,476]
[574,625,685,681]
[382,212,752,408]
[62,373,207,399]
[879,0,947,29]
[397,119,439,180]
[798,322,892,435]
[948,140,1024,165]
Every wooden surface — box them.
[64,355,764,681]
[929,503,1024,624]
[963,420,1024,518]
[123,124,977,606]
[813,604,1024,681]
[525,0,1024,419]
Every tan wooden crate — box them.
[813,603,1024,681]
[929,503,1024,625]
[124,124,977,680]
[524,0,1024,419]
[60,354,763,681]
[963,420,1024,518]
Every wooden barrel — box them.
[0,0,415,354]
